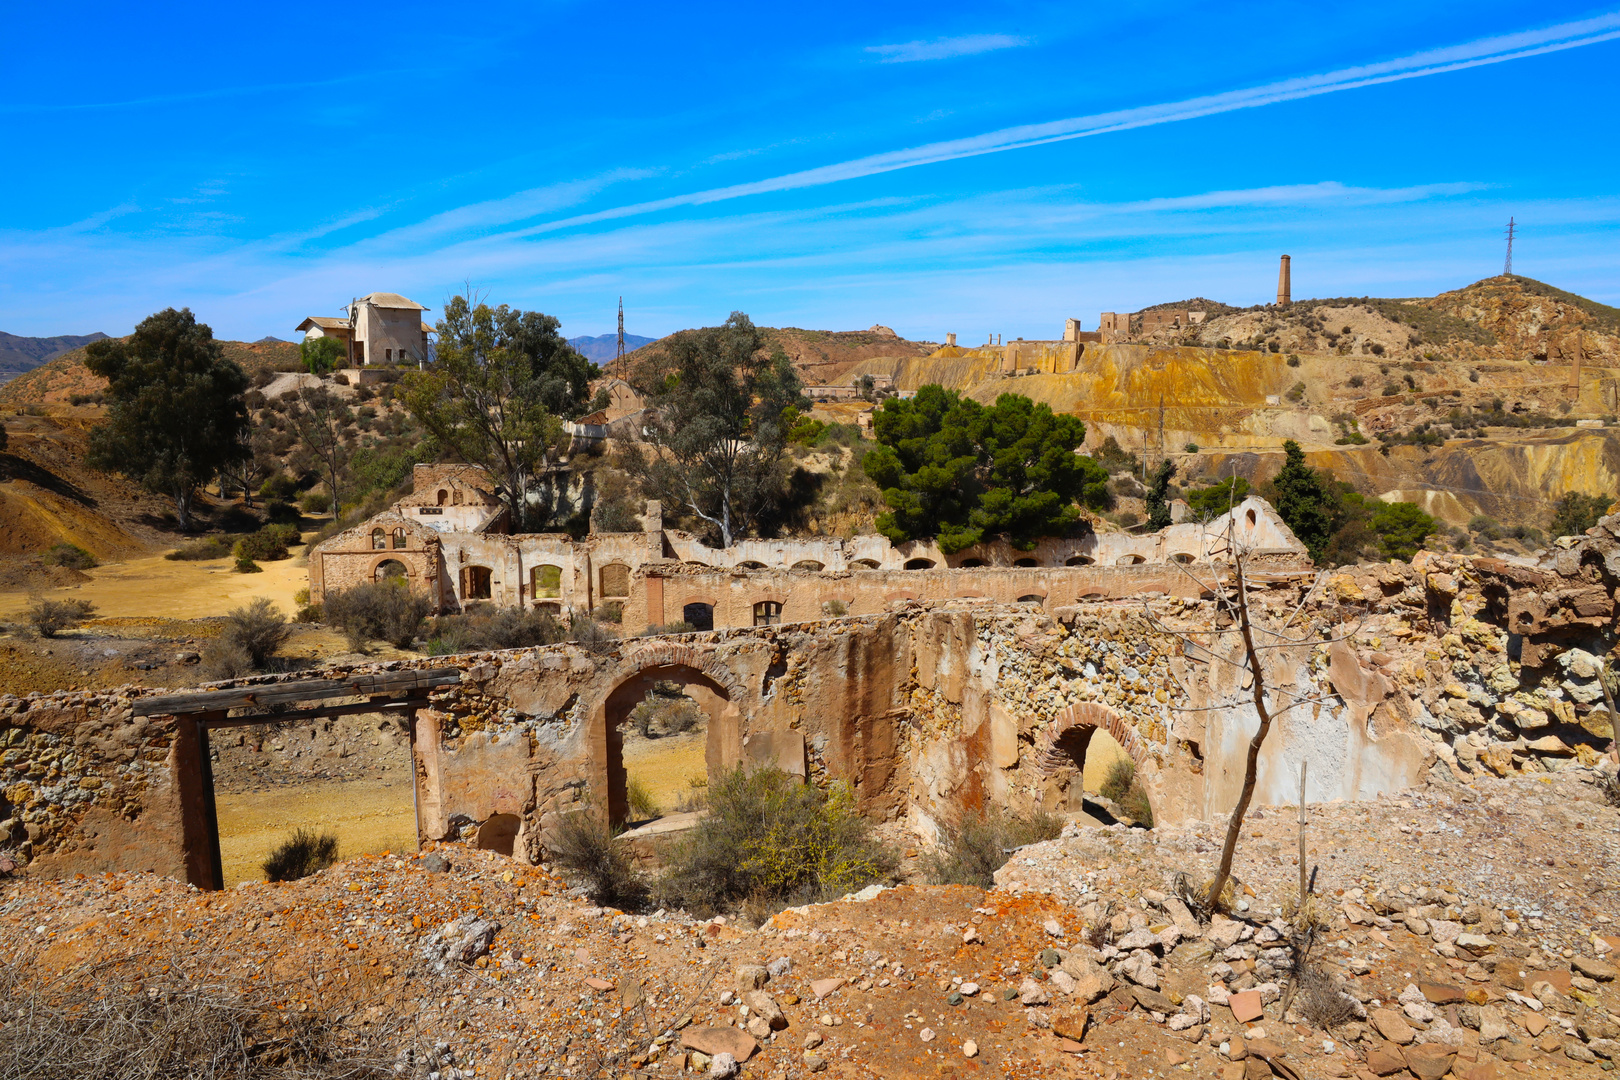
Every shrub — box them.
[1551,492,1613,538]
[594,601,624,624]
[425,607,566,654]
[263,827,338,881]
[822,599,848,617]
[1297,964,1359,1029]
[264,500,301,524]
[627,693,704,738]
[1468,515,1505,540]
[324,580,432,649]
[1371,501,1438,561]
[165,536,235,561]
[233,556,262,574]
[39,542,96,570]
[627,777,661,820]
[656,766,898,917]
[298,490,331,514]
[1100,758,1154,826]
[569,612,619,654]
[200,638,254,680]
[1183,442,1199,453]
[1285,354,1301,367]
[26,597,95,637]
[639,620,696,636]
[924,807,1064,888]
[548,810,646,908]
[219,598,291,668]
[1369,343,1385,356]
[1347,375,1364,388]
[234,523,300,562]
[1382,382,1401,397]
[1285,381,1307,403]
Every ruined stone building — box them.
[309,464,1309,631]
[295,291,434,366]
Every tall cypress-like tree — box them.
[85,308,250,531]
[1268,440,1334,561]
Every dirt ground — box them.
[623,728,709,815]
[215,776,418,889]
[0,548,311,621]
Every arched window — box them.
[374,559,408,582]
[391,529,407,549]
[370,528,386,550]
[683,602,715,631]
[850,558,881,569]
[1017,594,1045,603]
[791,560,824,572]
[1013,557,1039,567]
[532,564,562,598]
[461,565,492,600]
[599,563,630,599]
[1115,553,1145,566]
[1170,552,1195,564]
[1065,555,1095,566]
[904,558,935,570]
[437,489,448,506]
[739,560,768,570]
[753,600,783,626]
[958,558,987,568]
[1245,509,1257,526]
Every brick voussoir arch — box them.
[599,641,750,704]
[1034,701,1150,774]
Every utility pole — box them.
[1504,218,1516,277]
[616,296,625,366]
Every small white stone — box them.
[962,1040,979,1058]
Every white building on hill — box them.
[296,292,434,366]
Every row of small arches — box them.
[708,554,1190,570]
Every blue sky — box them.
[2,2,1617,343]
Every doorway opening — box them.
[615,682,711,827]
[210,713,418,887]
[1042,725,1152,828]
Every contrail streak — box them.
[508,13,1620,238]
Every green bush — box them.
[42,543,97,570]
[165,536,235,561]
[1382,382,1401,397]
[1371,501,1438,561]
[1100,758,1154,826]
[1285,381,1307,403]
[656,766,898,917]
[324,580,432,649]
[298,490,331,514]
[594,601,624,624]
[1550,492,1612,538]
[27,597,96,638]
[822,599,848,617]
[233,556,262,574]
[924,807,1064,888]
[263,827,338,882]
[1183,442,1199,454]
[1347,375,1364,388]
[548,811,646,908]
[233,523,300,563]
[626,693,704,739]
[1468,515,1505,540]
[1285,354,1301,367]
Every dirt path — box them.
[214,776,417,888]
[0,550,310,620]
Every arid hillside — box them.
[613,324,934,387]
[0,336,301,407]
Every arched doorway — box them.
[1035,703,1154,828]
[374,559,408,582]
[594,660,745,825]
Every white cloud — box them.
[866,34,1029,64]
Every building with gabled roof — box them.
[296,292,434,367]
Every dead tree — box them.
[1144,516,1366,917]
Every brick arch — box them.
[367,552,417,579]
[604,641,749,703]
[1034,701,1149,773]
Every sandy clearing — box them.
[215,776,417,889]
[0,550,310,620]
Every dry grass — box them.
[0,966,396,1080]
[214,777,416,888]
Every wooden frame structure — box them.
[134,668,461,890]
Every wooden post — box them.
[1297,760,1308,903]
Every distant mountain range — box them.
[569,333,655,362]
[0,331,108,383]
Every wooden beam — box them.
[134,668,462,717]
[202,696,430,728]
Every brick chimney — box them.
[1276,254,1292,306]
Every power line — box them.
[1504,217,1516,276]
[616,296,625,366]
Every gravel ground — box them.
[3,767,1618,1079]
